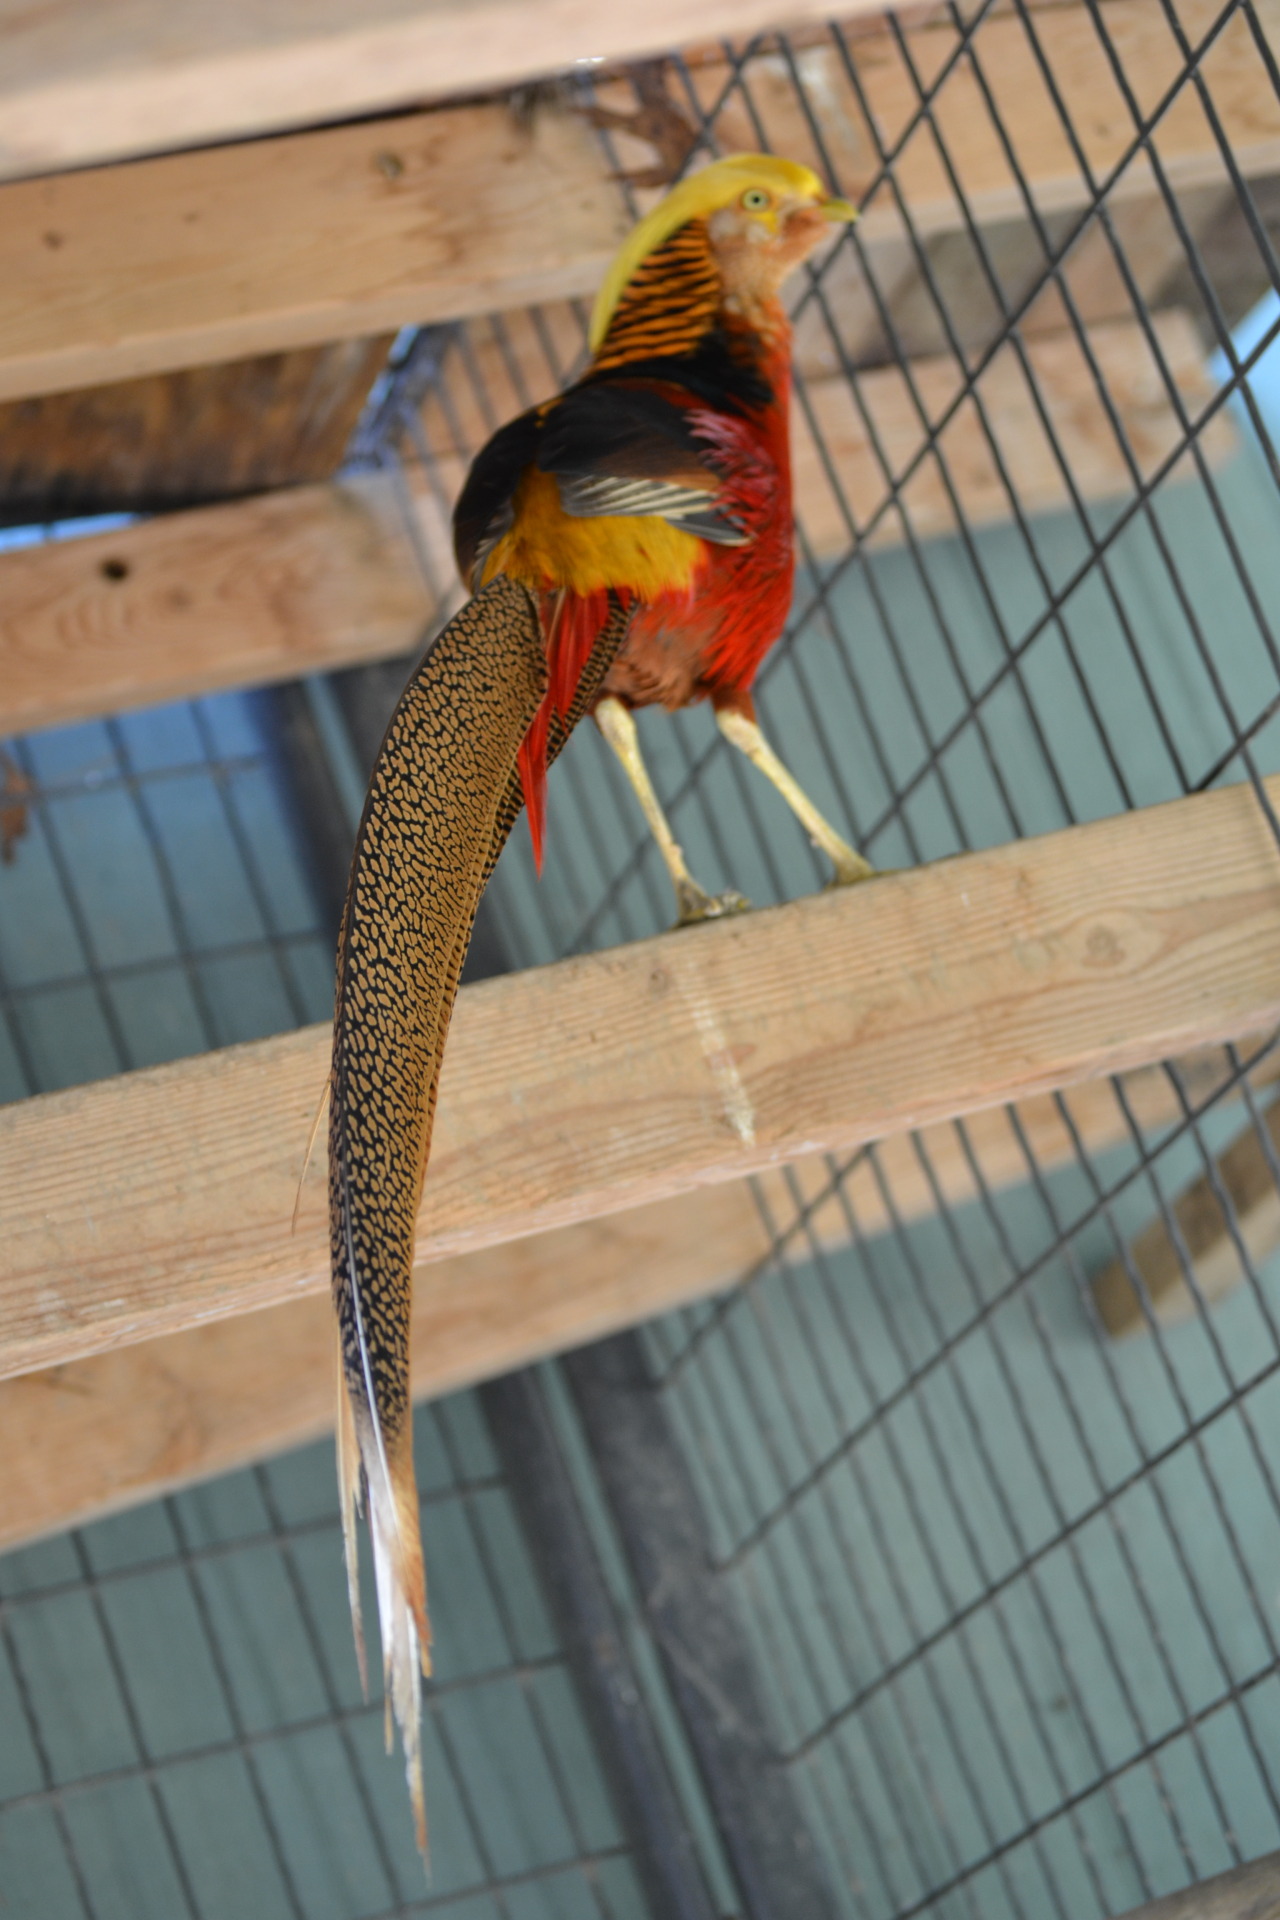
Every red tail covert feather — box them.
[518,588,627,868]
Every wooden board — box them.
[0,98,630,403]
[3,776,1280,1385]
[402,308,1236,624]
[0,0,1275,402]
[0,0,903,182]
[1,1035,1273,1552]
[0,472,433,736]
[1116,1852,1280,1920]
[0,338,393,526]
[792,310,1234,552]
[1092,1095,1280,1334]
[2,308,1224,740]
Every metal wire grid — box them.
[366,3,1280,1913]
[3,2,1280,1914]
[0,697,657,1909]
[0,1396,648,1919]
[0,688,334,1101]
[389,10,1280,953]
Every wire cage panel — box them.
[383,5,1280,1913]
[0,1342,654,1919]
[5,0,1280,1916]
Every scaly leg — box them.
[595,696,749,925]
[716,706,874,885]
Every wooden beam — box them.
[0,0,1274,403]
[0,99,631,404]
[1092,1095,1280,1335]
[0,338,394,526]
[402,307,1235,584]
[791,309,1233,552]
[1116,1852,1280,1920]
[3,777,1280,1388]
[0,472,433,737]
[0,0,894,183]
[668,0,1280,240]
[2,1034,1275,1550]
[1,1036,1275,1552]
[1,310,1227,738]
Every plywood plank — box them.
[0,473,432,736]
[670,0,1280,240]
[0,1036,1273,1551]
[392,309,1238,624]
[0,0,1275,402]
[3,311,1227,737]
[1116,1851,1280,1920]
[2,777,1279,1385]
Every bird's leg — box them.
[595,696,749,925]
[715,705,875,886]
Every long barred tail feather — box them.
[328,576,632,1855]
[329,577,546,1857]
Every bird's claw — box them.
[673,880,751,927]
[825,850,877,888]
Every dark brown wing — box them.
[537,385,746,544]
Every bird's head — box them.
[589,154,856,349]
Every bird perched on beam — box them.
[329,152,872,1850]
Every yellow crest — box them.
[588,154,853,353]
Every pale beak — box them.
[819,195,857,223]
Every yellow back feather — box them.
[588,154,831,353]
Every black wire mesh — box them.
[0,684,335,1100]
[0,677,662,1918]
[368,3,1280,1911]
[4,1,1280,1915]
[0,1396,649,1919]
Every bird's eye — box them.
[741,187,771,211]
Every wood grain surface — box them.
[1,1037,1273,1551]
[0,0,904,181]
[1115,1851,1280,1920]
[0,99,628,402]
[0,338,393,526]
[0,472,432,735]
[3,777,1280,1386]
[1092,1095,1280,1334]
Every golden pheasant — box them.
[329,153,870,1848]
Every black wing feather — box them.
[452,376,751,585]
[453,408,543,590]
[537,384,745,545]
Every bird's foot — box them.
[826,847,877,888]
[673,879,751,927]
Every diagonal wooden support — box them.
[4,776,1280,1396]
[1092,1094,1280,1334]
